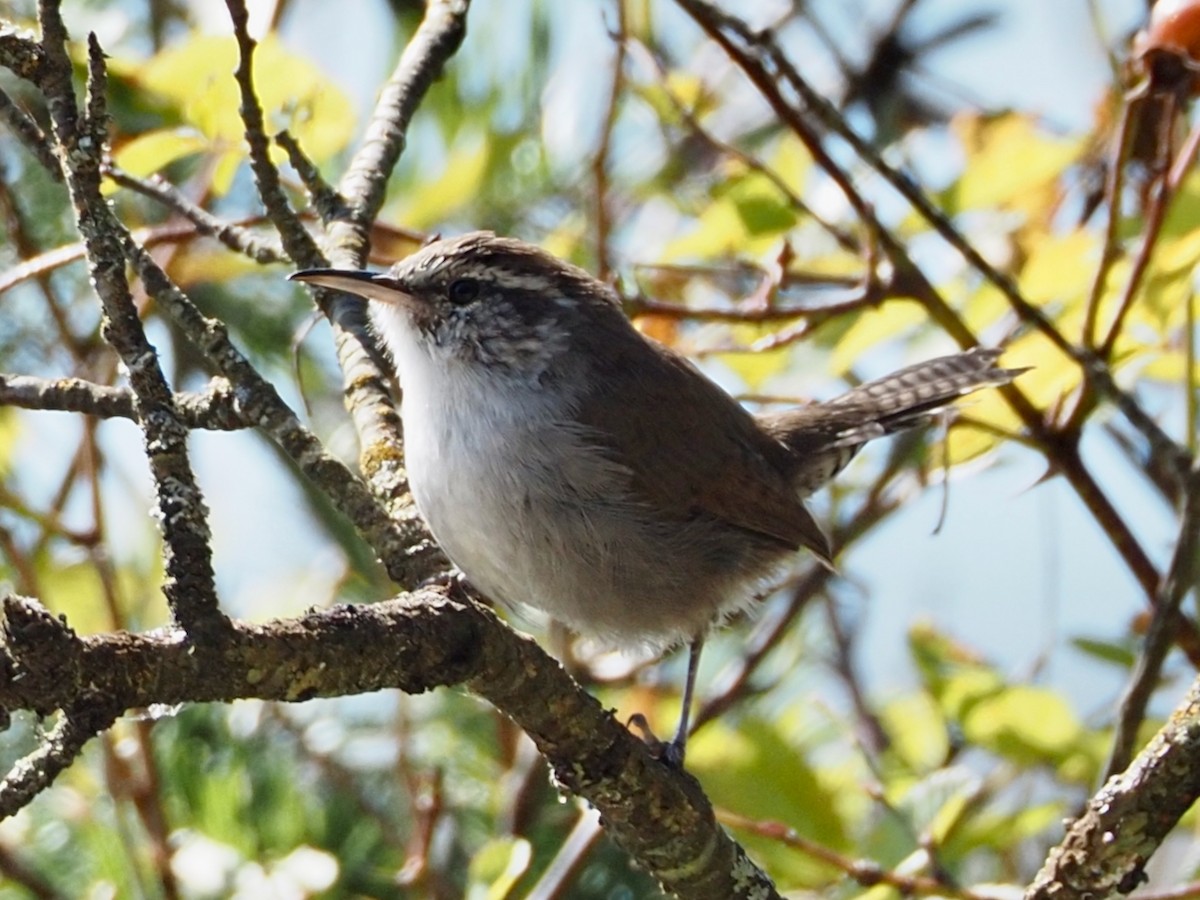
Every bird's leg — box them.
[665,635,704,767]
[627,634,705,768]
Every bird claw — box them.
[418,569,479,603]
[627,713,686,768]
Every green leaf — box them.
[664,193,751,259]
[727,174,798,237]
[1020,231,1096,304]
[881,693,950,772]
[889,766,979,846]
[689,717,847,886]
[108,127,208,191]
[946,801,1062,855]
[961,685,1083,764]
[1070,636,1136,669]
[634,71,715,125]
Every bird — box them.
[291,231,1021,766]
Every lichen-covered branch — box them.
[0,23,46,83]
[274,128,347,227]
[1027,671,1200,900]
[35,7,225,638]
[0,591,779,900]
[288,0,471,541]
[120,237,448,586]
[0,373,247,430]
[332,0,469,247]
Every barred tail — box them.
[757,347,1025,495]
[822,347,1024,442]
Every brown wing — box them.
[568,307,832,563]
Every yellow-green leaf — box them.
[949,113,1079,212]
[689,717,848,885]
[109,127,208,188]
[962,685,1082,763]
[1020,231,1096,304]
[829,301,928,374]
[467,837,531,900]
[129,34,354,193]
[664,194,750,260]
[881,692,950,772]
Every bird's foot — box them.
[418,569,479,603]
[627,713,686,769]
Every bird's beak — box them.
[289,269,413,306]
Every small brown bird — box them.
[292,232,1020,765]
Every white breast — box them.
[382,315,606,619]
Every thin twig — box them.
[0,705,120,821]
[0,87,61,178]
[718,809,1003,900]
[225,0,320,266]
[0,216,277,296]
[273,128,347,225]
[329,0,470,251]
[103,164,284,263]
[1081,87,1138,349]
[1104,462,1200,779]
[525,806,606,900]
[1098,90,1179,359]
[629,36,859,252]
[0,839,67,900]
[591,0,626,280]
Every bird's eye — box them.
[447,278,481,304]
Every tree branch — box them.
[0,590,780,900]
[1027,670,1200,900]
[0,88,61,178]
[0,373,247,430]
[120,236,448,587]
[291,0,471,554]
[35,9,226,638]
[103,164,284,264]
[1105,462,1200,778]
[224,0,320,266]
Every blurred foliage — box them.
[3,0,1200,898]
